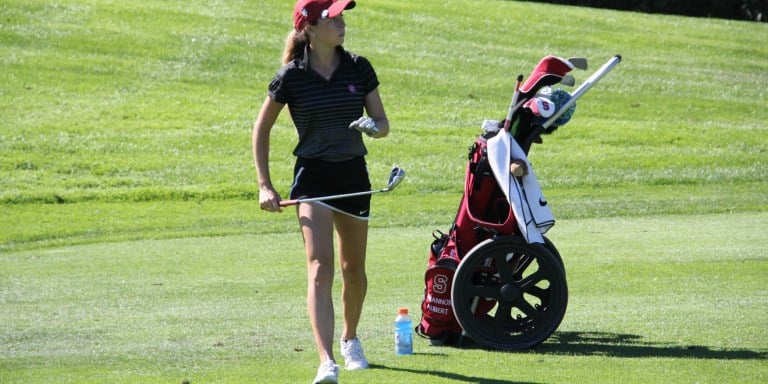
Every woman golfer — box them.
[252,0,389,383]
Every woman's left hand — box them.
[349,117,379,137]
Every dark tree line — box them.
[517,0,766,22]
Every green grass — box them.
[1,0,766,214]
[1,0,767,382]
[2,214,767,383]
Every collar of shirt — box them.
[298,45,351,73]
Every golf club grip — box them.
[542,54,622,129]
[278,199,298,207]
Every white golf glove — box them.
[349,116,379,137]
[481,119,501,133]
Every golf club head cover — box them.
[548,89,576,126]
[523,97,556,118]
[519,56,574,98]
[522,88,575,132]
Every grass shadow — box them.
[365,331,765,383]
[368,363,541,384]
[535,331,768,360]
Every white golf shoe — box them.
[312,360,339,384]
[340,337,368,370]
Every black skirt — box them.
[289,156,371,219]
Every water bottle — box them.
[394,308,413,355]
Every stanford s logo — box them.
[433,274,449,294]
[348,84,357,93]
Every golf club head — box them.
[560,74,575,87]
[567,57,588,70]
[385,167,406,191]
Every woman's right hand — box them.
[259,186,283,212]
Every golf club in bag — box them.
[417,55,621,351]
[278,166,406,207]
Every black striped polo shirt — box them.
[268,46,380,162]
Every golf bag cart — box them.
[417,55,622,351]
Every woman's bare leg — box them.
[298,203,336,362]
[333,211,369,341]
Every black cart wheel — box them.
[542,235,565,273]
[451,236,568,350]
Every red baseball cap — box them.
[293,0,356,31]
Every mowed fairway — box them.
[1,0,767,383]
[1,214,767,383]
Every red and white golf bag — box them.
[416,55,621,348]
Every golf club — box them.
[542,54,622,129]
[503,74,525,131]
[567,57,588,70]
[278,166,406,207]
[560,74,576,87]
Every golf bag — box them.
[416,55,621,350]
[415,230,462,344]
[416,134,517,345]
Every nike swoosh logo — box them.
[359,210,369,215]
[539,198,548,207]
